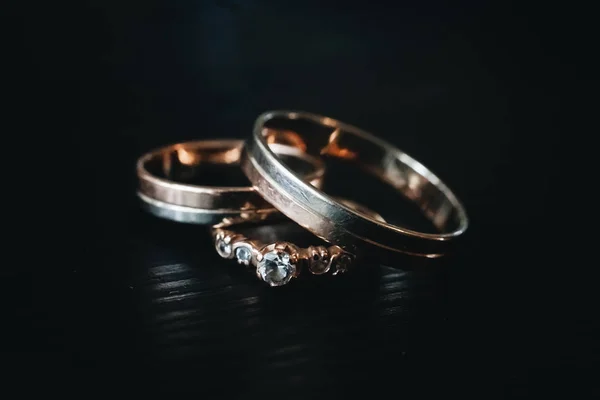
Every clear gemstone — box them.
[309,258,330,274]
[216,238,232,258]
[235,247,252,263]
[333,254,351,275]
[257,250,295,286]
[308,246,330,275]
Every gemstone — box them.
[235,247,252,264]
[308,246,330,275]
[257,250,296,286]
[216,238,232,258]
[309,258,330,274]
[333,253,351,275]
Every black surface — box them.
[7,1,593,397]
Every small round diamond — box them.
[235,247,252,264]
[309,258,330,274]
[257,250,296,286]
[308,246,330,275]
[333,253,351,275]
[216,238,232,258]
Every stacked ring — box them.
[136,111,469,286]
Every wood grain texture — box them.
[77,214,456,396]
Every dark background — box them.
[6,0,593,397]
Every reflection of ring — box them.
[136,139,324,225]
[211,199,386,287]
[241,110,469,260]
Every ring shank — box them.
[137,139,325,224]
[261,118,465,232]
[138,192,283,225]
[242,111,469,259]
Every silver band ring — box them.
[241,110,469,260]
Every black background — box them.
[6,0,593,397]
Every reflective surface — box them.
[116,215,453,395]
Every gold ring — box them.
[210,198,386,286]
[241,110,469,260]
[136,139,324,225]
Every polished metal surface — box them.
[241,110,469,260]
[136,139,325,224]
[138,192,281,225]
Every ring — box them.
[136,139,325,225]
[212,226,354,287]
[241,110,469,260]
[211,198,386,286]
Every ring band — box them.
[212,226,355,287]
[137,192,281,225]
[211,197,385,286]
[241,110,469,260]
[136,139,325,225]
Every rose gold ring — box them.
[136,139,324,225]
[241,110,469,261]
[211,199,386,286]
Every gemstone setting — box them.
[235,246,252,265]
[333,253,351,275]
[216,238,232,258]
[257,250,296,286]
[307,245,330,275]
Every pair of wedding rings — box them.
[136,111,469,287]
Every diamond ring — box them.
[212,227,354,287]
